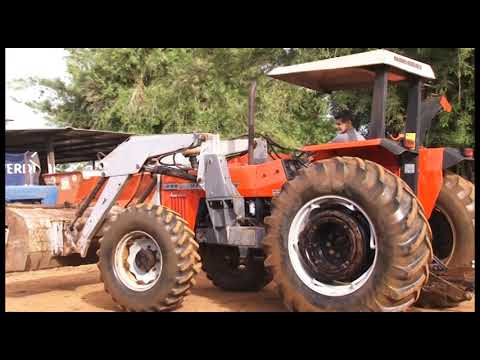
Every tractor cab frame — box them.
[267,49,473,198]
[268,48,436,144]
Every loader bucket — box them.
[5,204,126,273]
[6,205,78,273]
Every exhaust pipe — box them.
[248,80,257,165]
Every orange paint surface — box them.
[44,142,444,229]
[417,147,444,218]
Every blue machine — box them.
[5,152,58,205]
[5,185,58,205]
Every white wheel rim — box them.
[113,231,163,292]
[288,195,378,297]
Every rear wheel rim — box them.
[288,195,377,297]
[113,231,163,292]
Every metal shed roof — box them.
[5,127,133,164]
[267,49,436,91]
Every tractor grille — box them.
[169,195,187,219]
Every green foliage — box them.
[15,48,474,148]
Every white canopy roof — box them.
[267,49,435,91]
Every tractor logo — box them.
[394,55,422,70]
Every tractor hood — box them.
[267,49,435,92]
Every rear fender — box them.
[303,139,404,176]
[417,147,473,219]
[443,147,474,170]
[303,139,446,219]
[417,148,444,219]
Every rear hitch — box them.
[422,257,475,304]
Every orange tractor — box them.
[5,49,474,311]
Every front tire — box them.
[97,204,201,312]
[200,244,272,291]
[264,157,432,312]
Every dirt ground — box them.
[5,264,475,312]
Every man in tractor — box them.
[330,110,366,143]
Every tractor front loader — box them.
[5,49,474,312]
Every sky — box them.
[5,48,70,129]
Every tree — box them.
[328,48,475,147]
[14,48,474,148]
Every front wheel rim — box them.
[288,195,378,297]
[113,231,163,292]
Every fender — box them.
[413,147,473,219]
[302,138,407,176]
[417,148,444,219]
[443,147,473,170]
[302,139,447,219]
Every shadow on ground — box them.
[6,265,473,313]
[5,270,100,298]
[80,290,120,311]
[185,276,287,312]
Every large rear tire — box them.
[416,172,475,308]
[200,244,272,291]
[97,204,202,311]
[264,157,433,312]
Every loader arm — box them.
[73,133,262,257]
[73,134,203,257]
